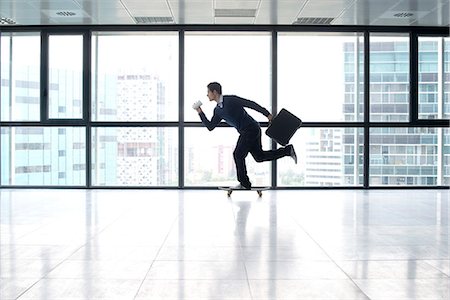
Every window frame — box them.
[0,25,448,188]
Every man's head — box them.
[207,82,222,101]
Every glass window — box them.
[444,128,450,185]
[1,127,85,186]
[278,33,364,122]
[418,37,450,119]
[184,128,271,187]
[184,32,271,122]
[91,32,178,121]
[48,35,83,119]
[278,128,364,187]
[91,127,178,186]
[0,32,40,121]
[370,34,410,122]
[370,127,447,186]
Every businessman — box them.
[194,82,297,189]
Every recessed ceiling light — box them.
[214,9,257,18]
[0,17,16,25]
[56,11,77,17]
[293,17,334,25]
[134,16,174,24]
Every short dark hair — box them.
[207,82,222,95]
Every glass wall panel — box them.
[91,127,178,186]
[91,32,178,121]
[278,128,364,186]
[1,127,85,186]
[419,37,450,119]
[184,128,271,186]
[370,127,447,186]
[446,38,450,119]
[370,34,410,122]
[0,33,40,121]
[444,128,450,185]
[48,35,83,119]
[185,32,271,122]
[278,33,364,122]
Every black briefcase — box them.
[265,108,302,146]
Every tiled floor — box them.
[0,189,448,299]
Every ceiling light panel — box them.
[28,0,82,10]
[168,0,213,24]
[0,2,42,25]
[338,0,403,25]
[215,0,260,10]
[0,1,37,14]
[215,17,255,24]
[93,10,134,24]
[392,0,445,12]
[256,0,307,24]
[76,0,125,15]
[299,0,355,18]
[121,0,169,10]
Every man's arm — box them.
[197,107,222,131]
[234,96,273,121]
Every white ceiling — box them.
[0,0,448,27]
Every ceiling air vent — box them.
[56,11,77,17]
[379,10,427,20]
[215,9,257,18]
[393,12,414,18]
[0,17,16,25]
[134,16,174,24]
[293,17,334,25]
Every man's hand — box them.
[196,107,203,113]
[268,114,273,122]
[192,100,202,111]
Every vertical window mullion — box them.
[41,31,49,123]
[438,37,444,119]
[437,38,444,185]
[179,30,184,189]
[271,30,277,188]
[410,32,419,123]
[364,31,370,188]
[84,30,91,188]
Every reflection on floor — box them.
[0,189,448,299]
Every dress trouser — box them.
[233,124,290,187]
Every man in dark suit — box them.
[194,82,297,189]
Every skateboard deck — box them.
[219,186,270,197]
[265,108,302,146]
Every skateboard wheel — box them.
[257,190,262,197]
[227,190,232,197]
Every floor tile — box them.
[45,260,151,279]
[249,279,370,299]
[337,260,448,279]
[17,278,142,299]
[0,278,39,300]
[354,278,450,300]
[135,279,252,299]
[146,261,248,280]
[245,261,348,279]
[156,246,243,261]
[424,260,450,276]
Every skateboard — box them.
[265,108,302,146]
[219,186,270,197]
